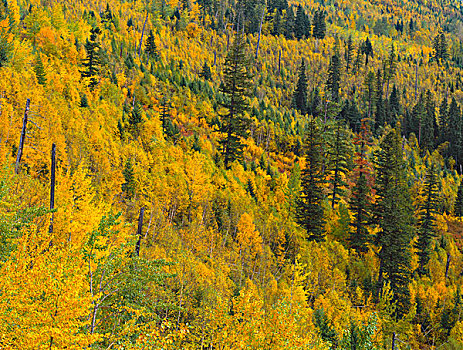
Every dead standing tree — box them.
[15,98,30,174]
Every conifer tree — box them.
[345,35,353,73]
[145,30,159,60]
[361,38,373,65]
[415,163,438,276]
[81,27,102,90]
[327,121,351,208]
[219,32,252,169]
[296,117,325,242]
[326,49,341,102]
[313,10,326,39]
[294,5,308,39]
[374,69,385,132]
[455,179,463,217]
[34,56,46,85]
[447,97,462,165]
[388,84,401,125]
[272,9,281,36]
[308,87,321,118]
[199,61,212,80]
[122,159,135,199]
[373,128,414,317]
[293,60,308,114]
[421,90,436,153]
[349,122,373,254]
[284,7,295,39]
[438,96,448,145]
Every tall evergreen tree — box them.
[454,179,463,217]
[447,97,462,165]
[293,60,308,114]
[34,55,46,86]
[361,38,373,65]
[373,128,414,317]
[81,27,102,90]
[326,49,341,102]
[122,158,135,199]
[438,96,448,146]
[219,33,252,169]
[294,5,308,39]
[296,117,326,242]
[415,163,438,276]
[284,7,295,39]
[145,30,159,60]
[327,121,351,208]
[308,87,321,118]
[312,10,326,39]
[421,90,436,153]
[349,122,373,254]
[374,69,386,132]
[199,61,212,80]
[272,9,281,36]
[345,35,354,73]
[388,84,401,125]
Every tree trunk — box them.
[15,99,30,174]
[135,207,145,257]
[255,7,265,59]
[138,12,149,57]
[49,143,56,235]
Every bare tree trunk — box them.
[15,99,31,174]
[138,12,149,57]
[213,51,217,66]
[49,143,56,235]
[255,7,265,59]
[278,49,281,73]
[445,252,451,280]
[391,332,396,350]
[135,207,145,257]
[415,62,418,100]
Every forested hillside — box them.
[2,0,463,348]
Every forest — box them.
[2,0,463,348]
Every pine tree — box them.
[199,61,212,80]
[345,35,353,73]
[326,50,341,102]
[219,33,252,169]
[361,38,373,65]
[455,179,463,217]
[296,117,326,242]
[438,96,448,145]
[122,159,135,199]
[433,32,448,63]
[34,56,46,85]
[145,30,159,60]
[384,44,396,96]
[415,163,438,276]
[388,84,401,125]
[313,10,326,39]
[80,94,89,108]
[292,60,308,114]
[284,7,295,39]
[374,69,385,132]
[272,9,281,36]
[308,87,321,118]
[349,121,373,254]
[373,128,414,317]
[447,97,462,165]
[294,5,308,39]
[421,90,436,153]
[81,27,102,90]
[327,121,351,208]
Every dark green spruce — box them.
[219,33,252,169]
